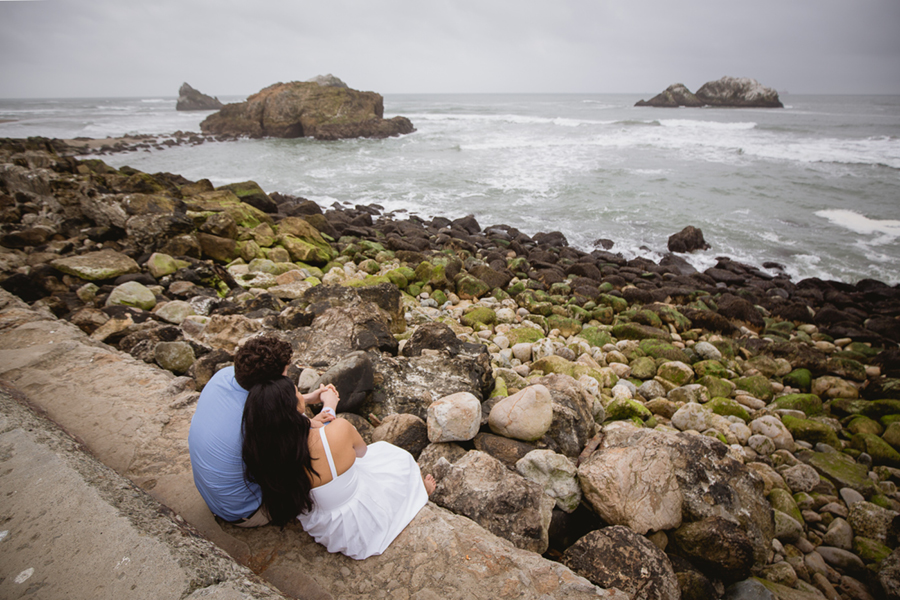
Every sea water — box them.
[1,93,898,285]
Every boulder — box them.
[427,392,481,442]
[562,526,680,600]
[175,82,223,111]
[635,83,704,108]
[371,413,428,459]
[432,451,555,554]
[668,226,711,253]
[488,384,553,442]
[695,76,783,108]
[308,350,374,415]
[516,449,582,513]
[200,81,415,140]
[50,249,139,281]
[585,426,774,570]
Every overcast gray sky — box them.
[1,0,898,98]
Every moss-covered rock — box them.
[277,234,334,265]
[807,451,879,498]
[605,397,652,422]
[770,394,824,417]
[638,338,690,362]
[883,422,900,451]
[461,306,497,329]
[697,375,736,399]
[829,399,900,420]
[590,306,615,324]
[826,356,868,382]
[546,314,582,337]
[597,293,629,313]
[656,361,694,387]
[850,433,900,468]
[693,359,730,379]
[706,397,751,423]
[611,322,671,342]
[853,537,892,564]
[768,488,803,524]
[781,415,841,449]
[506,326,545,347]
[184,190,274,228]
[578,326,612,348]
[783,368,812,392]
[847,416,884,437]
[735,374,774,402]
[629,356,658,380]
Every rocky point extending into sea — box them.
[0,136,899,600]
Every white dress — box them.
[298,427,428,560]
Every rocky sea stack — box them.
[1,137,899,599]
[175,82,224,111]
[637,77,784,108]
[199,77,415,140]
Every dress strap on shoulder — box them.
[317,426,339,479]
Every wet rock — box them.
[668,225,711,253]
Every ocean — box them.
[1,93,898,285]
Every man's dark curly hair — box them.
[234,335,293,390]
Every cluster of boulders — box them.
[1,137,899,600]
[636,76,784,108]
[63,131,239,157]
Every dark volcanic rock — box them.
[562,526,680,600]
[199,81,415,140]
[668,226,710,253]
[636,83,703,108]
[175,82,224,111]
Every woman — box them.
[241,376,435,560]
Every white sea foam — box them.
[658,119,758,131]
[816,209,900,244]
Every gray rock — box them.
[371,413,428,460]
[516,449,582,513]
[823,517,854,551]
[694,341,723,361]
[433,451,554,554]
[427,391,481,442]
[176,82,224,111]
[534,373,596,458]
[815,546,866,574]
[155,341,195,374]
[782,463,821,494]
[841,487,866,506]
[562,525,680,600]
[416,442,468,478]
[311,350,374,414]
[847,501,899,544]
[879,547,900,600]
[773,510,803,544]
[695,76,783,108]
[723,578,776,600]
[51,248,140,281]
[637,378,667,400]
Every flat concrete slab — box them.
[0,383,286,600]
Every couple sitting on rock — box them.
[188,335,435,560]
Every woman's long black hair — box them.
[241,376,317,527]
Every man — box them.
[189,335,336,527]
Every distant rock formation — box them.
[199,79,415,140]
[635,84,703,108]
[636,77,783,108]
[175,83,224,111]
[696,76,783,108]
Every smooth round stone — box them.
[840,488,865,506]
[693,341,722,361]
[488,384,553,442]
[106,280,157,310]
[749,415,795,450]
[155,341,195,374]
[493,335,510,350]
[608,362,632,379]
[154,300,195,325]
[782,463,820,493]
[823,517,853,550]
[427,392,481,443]
[748,434,777,456]
[611,383,633,400]
[511,342,532,362]
[516,449,581,513]
[815,546,866,572]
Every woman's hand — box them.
[303,383,339,405]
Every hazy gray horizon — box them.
[1,0,899,99]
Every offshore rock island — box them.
[199,76,416,140]
[637,76,784,108]
[0,137,899,600]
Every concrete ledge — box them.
[0,381,287,600]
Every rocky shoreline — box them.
[1,136,899,600]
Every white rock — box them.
[488,385,553,442]
[516,450,582,513]
[750,416,795,451]
[427,392,482,443]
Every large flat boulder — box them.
[200,81,415,140]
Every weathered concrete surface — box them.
[0,289,623,599]
[0,382,285,600]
